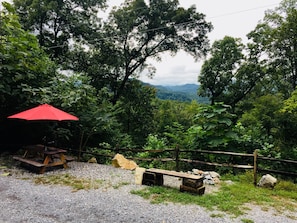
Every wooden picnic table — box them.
[13,144,74,174]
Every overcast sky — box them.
[136,0,283,86]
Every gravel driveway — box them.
[0,160,296,223]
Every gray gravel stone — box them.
[0,161,296,223]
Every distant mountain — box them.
[146,83,209,103]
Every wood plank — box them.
[23,144,44,149]
[146,168,203,180]
[181,149,254,157]
[47,146,67,153]
[65,156,75,162]
[45,161,65,167]
[44,150,62,155]
[13,156,45,167]
[180,159,254,169]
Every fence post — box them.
[115,144,119,155]
[253,149,258,186]
[175,145,180,172]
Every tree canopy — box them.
[73,0,213,104]
[13,0,107,64]
[0,2,55,116]
[247,0,297,98]
[198,36,264,111]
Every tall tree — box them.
[0,2,55,116]
[198,36,265,111]
[247,0,297,98]
[13,0,106,64]
[116,80,157,146]
[82,0,212,104]
[198,37,243,105]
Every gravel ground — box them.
[0,157,296,223]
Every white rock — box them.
[134,167,146,185]
[258,174,277,188]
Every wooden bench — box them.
[65,155,75,162]
[142,168,205,195]
[52,154,75,162]
[13,156,45,168]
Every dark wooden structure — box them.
[13,144,74,174]
[142,168,205,195]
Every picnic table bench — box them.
[142,168,205,195]
[13,144,75,174]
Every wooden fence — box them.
[73,147,297,185]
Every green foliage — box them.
[13,0,106,64]
[143,134,167,152]
[199,35,266,112]
[164,122,188,148]
[275,89,297,160]
[199,36,246,108]
[0,2,56,115]
[153,100,200,137]
[136,134,169,168]
[248,0,297,97]
[189,103,237,150]
[116,80,157,146]
[241,94,283,136]
[236,94,283,156]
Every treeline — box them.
[1,1,297,177]
[152,84,209,103]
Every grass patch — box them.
[33,173,104,191]
[210,213,225,218]
[112,181,130,189]
[131,171,297,217]
[241,218,254,223]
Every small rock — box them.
[212,177,221,184]
[203,175,215,185]
[88,157,97,163]
[192,169,204,175]
[258,174,277,189]
[209,171,220,179]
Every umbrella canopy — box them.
[7,104,79,121]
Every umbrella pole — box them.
[78,131,84,162]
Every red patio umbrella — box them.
[7,104,79,121]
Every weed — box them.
[241,218,254,223]
[113,181,130,189]
[210,213,225,218]
[33,174,104,191]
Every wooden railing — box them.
[71,147,297,184]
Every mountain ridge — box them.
[144,83,208,103]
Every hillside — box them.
[150,84,209,103]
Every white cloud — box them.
[139,52,202,85]
[140,0,282,86]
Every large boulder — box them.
[112,153,138,170]
[257,174,277,189]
